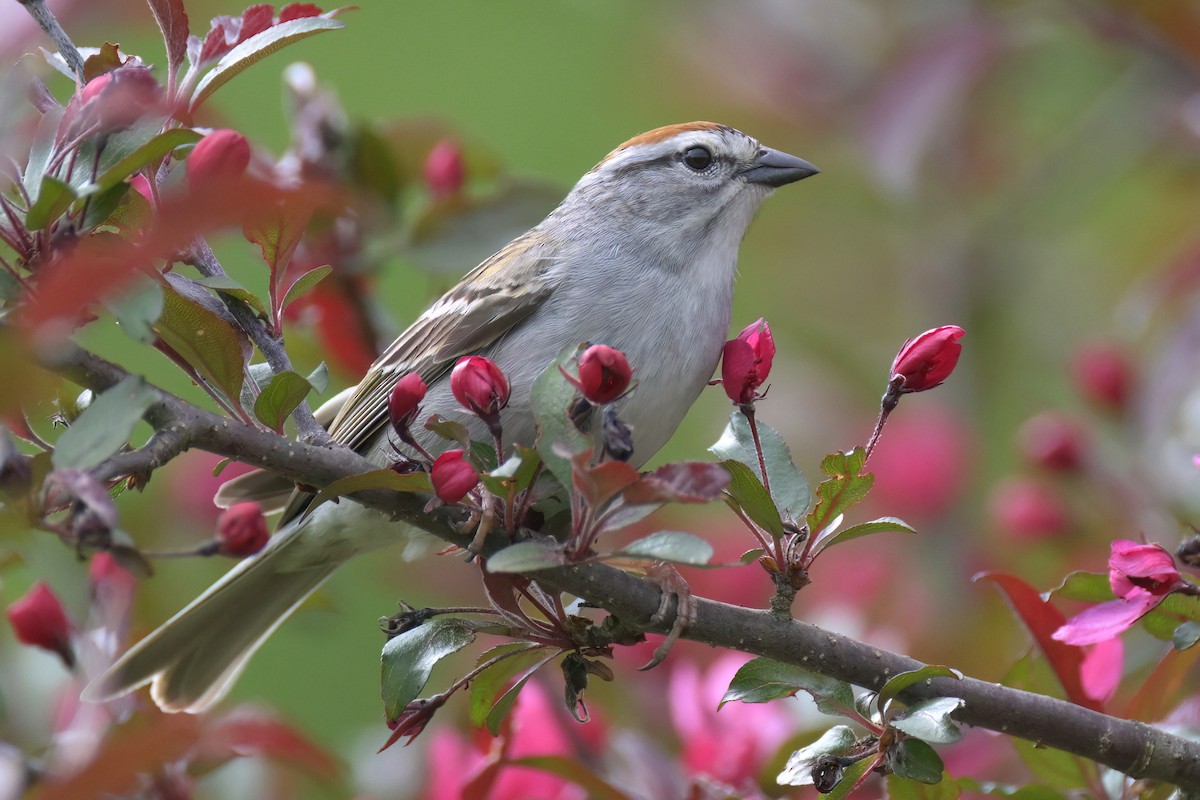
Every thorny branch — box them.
[31,338,1200,791]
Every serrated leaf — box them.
[26,175,76,231]
[51,376,157,470]
[721,657,857,719]
[81,128,201,197]
[380,618,478,720]
[710,411,809,524]
[1174,620,1200,651]
[890,697,965,744]
[776,725,859,786]
[194,275,270,319]
[254,370,313,432]
[531,346,590,489]
[812,516,917,556]
[807,448,873,534]
[486,540,563,573]
[107,278,164,344]
[889,738,945,784]
[191,17,345,111]
[281,265,332,311]
[154,278,247,403]
[720,458,785,537]
[612,531,713,566]
[877,665,962,713]
[621,462,729,505]
[310,468,432,510]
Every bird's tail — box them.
[83,524,345,714]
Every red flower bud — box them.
[1071,342,1132,412]
[216,501,270,557]
[78,66,161,133]
[721,318,775,405]
[430,449,478,504]
[890,325,965,393]
[450,356,510,424]
[187,129,251,186]
[565,344,632,404]
[389,373,427,435]
[6,582,74,667]
[424,139,465,198]
[1018,412,1086,472]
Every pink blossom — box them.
[1080,637,1124,702]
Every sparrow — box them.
[84,121,818,713]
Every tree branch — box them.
[39,340,1200,791]
[19,0,85,79]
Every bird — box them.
[83,121,819,713]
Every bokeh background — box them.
[4,1,1200,797]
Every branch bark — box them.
[38,340,1200,791]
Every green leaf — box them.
[612,531,713,566]
[812,516,917,556]
[306,362,329,395]
[467,643,549,729]
[155,279,248,403]
[194,275,270,319]
[887,769,959,798]
[710,411,809,524]
[107,278,164,344]
[721,657,857,719]
[889,738,945,784]
[26,175,77,231]
[380,617,478,720]
[1043,571,1112,604]
[254,370,314,432]
[807,448,874,534]
[310,468,432,510]
[82,128,201,197]
[823,757,875,800]
[531,346,590,489]
[81,181,132,230]
[405,180,563,273]
[1157,591,1200,625]
[481,446,542,496]
[1174,620,1200,651]
[281,265,333,311]
[486,540,563,573]
[890,697,965,744]
[877,665,962,714]
[191,17,346,111]
[719,459,784,537]
[23,105,64,198]
[51,376,157,470]
[423,414,471,449]
[1010,736,1090,790]
[775,725,859,786]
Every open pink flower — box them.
[1054,539,1188,646]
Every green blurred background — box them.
[5,0,1200,796]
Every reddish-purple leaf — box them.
[974,571,1104,712]
[623,462,730,506]
[146,0,191,80]
[201,709,339,778]
[569,451,639,509]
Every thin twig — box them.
[18,0,85,79]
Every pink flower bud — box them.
[6,582,74,667]
[721,318,775,405]
[890,325,965,393]
[430,449,478,504]
[1071,342,1132,412]
[89,551,136,599]
[565,345,632,405]
[450,356,510,424]
[1109,539,1181,599]
[79,66,161,133]
[423,139,465,198]
[216,501,270,557]
[988,477,1069,541]
[187,129,251,186]
[1018,412,1086,472]
[389,373,427,435]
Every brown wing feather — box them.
[276,230,557,525]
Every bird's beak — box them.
[742,147,820,187]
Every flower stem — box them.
[742,405,771,495]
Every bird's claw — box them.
[638,563,696,671]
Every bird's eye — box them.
[681,145,713,171]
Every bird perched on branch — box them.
[84,121,819,713]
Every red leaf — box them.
[569,451,639,509]
[279,3,324,21]
[974,571,1104,712]
[201,710,340,779]
[623,461,730,506]
[146,0,191,80]
[239,5,277,42]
